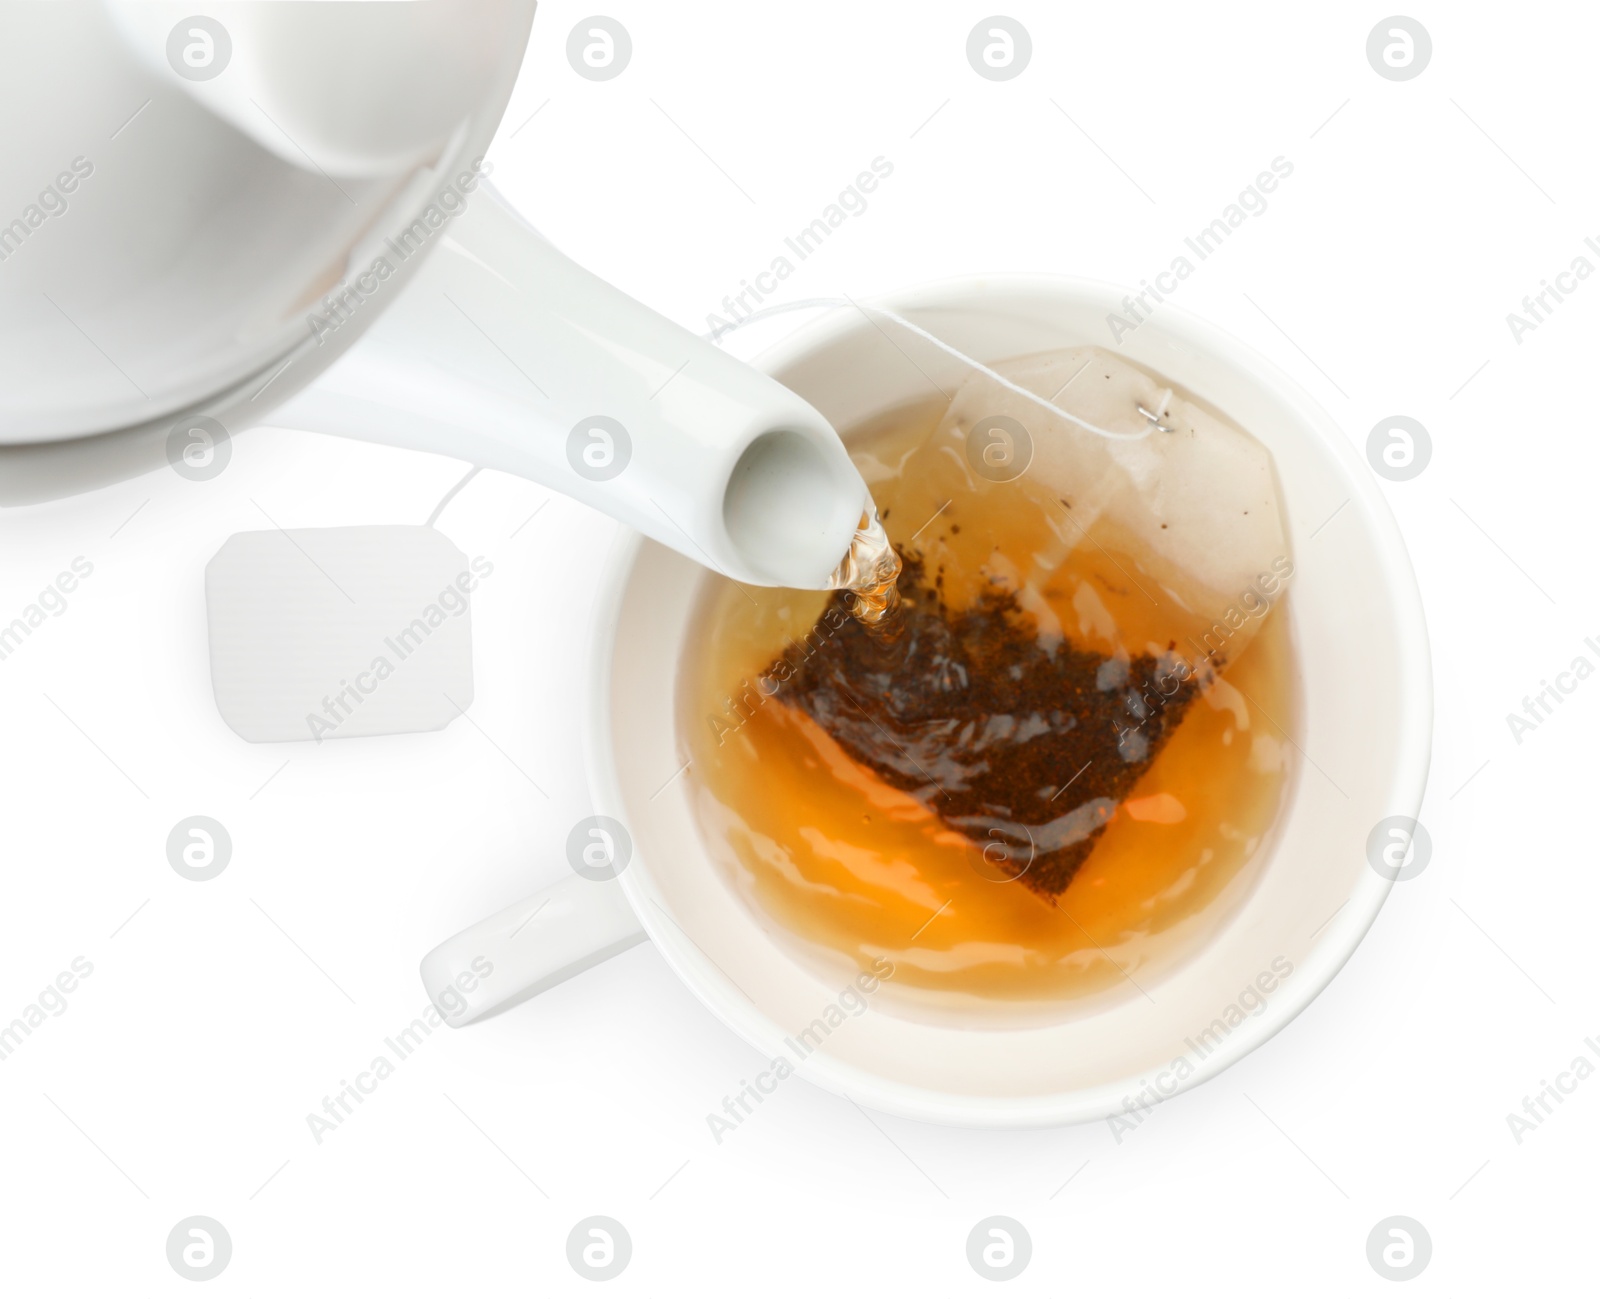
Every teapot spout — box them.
[273,184,869,589]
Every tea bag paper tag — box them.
[205,525,482,743]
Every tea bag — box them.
[939,346,1291,667]
[768,344,1293,900]
[772,557,1205,898]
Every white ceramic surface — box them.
[272,188,868,590]
[0,0,534,444]
[422,277,1433,1128]
[1,3,869,591]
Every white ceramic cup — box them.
[420,277,1433,1128]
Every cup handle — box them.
[420,875,647,1026]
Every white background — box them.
[4,1,1598,1293]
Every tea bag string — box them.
[704,297,1169,440]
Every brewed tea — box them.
[681,355,1297,1022]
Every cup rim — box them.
[586,273,1434,1127]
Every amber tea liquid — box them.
[680,399,1299,1024]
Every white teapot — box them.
[0,0,868,588]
